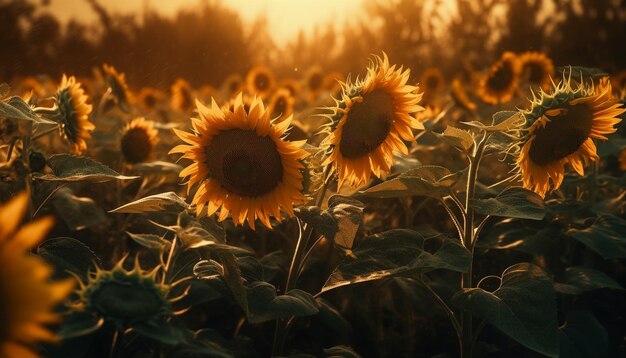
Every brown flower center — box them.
[206,129,283,197]
[339,89,395,158]
[121,128,153,164]
[487,62,514,92]
[529,103,594,165]
[254,73,271,92]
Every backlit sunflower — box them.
[246,66,275,99]
[0,193,74,358]
[170,94,309,229]
[102,64,132,109]
[519,51,555,91]
[451,77,477,112]
[56,74,95,155]
[421,67,446,95]
[121,117,159,164]
[171,78,194,113]
[269,88,295,121]
[222,74,244,97]
[138,87,164,111]
[477,52,521,105]
[321,54,424,187]
[515,75,624,197]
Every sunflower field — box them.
[1,0,626,357]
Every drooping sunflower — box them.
[138,87,164,111]
[321,54,424,187]
[120,117,159,164]
[246,66,275,99]
[268,88,295,121]
[102,64,132,108]
[0,193,75,358]
[56,74,95,155]
[519,51,555,91]
[515,75,624,197]
[477,52,521,105]
[170,94,309,229]
[171,78,194,113]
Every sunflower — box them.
[222,74,244,97]
[121,117,159,164]
[321,54,424,187]
[477,52,521,105]
[519,51,555,91]
[279,78,302,98]
[138,87,164,111]
[268,88,295,121]
[170,94,309,229]
[451,77,477,112]
[305,67,325,102]
[515,75,624,197]
[102,64,132,108]
[421,67,446,95]
[246,66,275,99]
[56,74,95,155]
[0,193,74,358]
[171,78,194,113]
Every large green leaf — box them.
[361,166,461,200]
[0,96,56,124]
[554,266,623,295]
[37,237,100,280]
[51,188,106,230]
[477,219,560,255]
[566,215,626,259]
[471,187,545,220]
[110,192,190,213]
[559,311,608,358]
[246,282,319,324]
[320,229,470,293]
[35,154,138,182]
[452,263,558,357]
[126,232,171,252]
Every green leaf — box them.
[554,266,623,295]
[34,154,138,182]
[110,192,190,213]
[361,166,461,200]
[58,311,104,339]
[0,96,56,124]
[452,263,558,357]
[132,320,186,345]
[37,237,100,280]
[324,346,362,358]
[472,187,546,220]
[477,220,560,255]
[246,282,319,324]
[51,188,106,231]
[220,253,249,313]
[321,229,470,294]
[126,232,171,252]
[436,125,474,151]
[559,311,608,358]
[129,161,183,174]
[566,215,626,259]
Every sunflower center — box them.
[255,74,271,91]
[121,127,152,164]
[529,103,594,165]
[206,129,283,197]
[339,89,395,158]
[487,62,514,91]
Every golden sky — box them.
[45,0,365,43]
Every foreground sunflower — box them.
[0,193,74,358]
[56,74,95,155]
[477,52,521,105]
[519,51,555,91]
[121,117,159,164]
[170,94,309,229]
[515,75,624,197]
[322,54,424,187]
[246,66,275,98]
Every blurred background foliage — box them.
[1,0,624,88]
